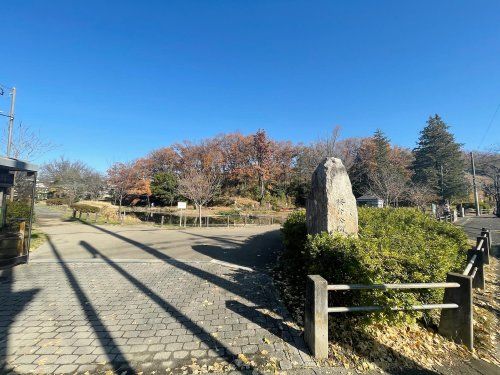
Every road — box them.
[0,206,314,374]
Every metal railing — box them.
[304,227,492,358]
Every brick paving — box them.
[0,256,313,374]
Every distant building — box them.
[356,194,384,208]
[36,182,49,201]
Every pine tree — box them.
[412,115,467,201]
[373,129,391,176]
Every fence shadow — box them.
[226,300,309,354]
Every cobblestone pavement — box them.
[0,255,314,374]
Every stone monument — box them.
[306,157,358,236]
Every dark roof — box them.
[0,157,38,172]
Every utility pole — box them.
[6,87,16,158]
[470,152,480,216]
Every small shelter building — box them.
[356,194,384,208]
[0,157,38,268]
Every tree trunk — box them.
[198,204,202,227]
[119,196,123,223]
[259,173,265,203]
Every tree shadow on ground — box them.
[0,267,39,374]
[78,240,268,373]
[47,237,136,374]
[187,230,282,272]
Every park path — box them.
[0,207,316,374]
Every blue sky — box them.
[1,1,499,171]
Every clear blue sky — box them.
[1,0,499,171]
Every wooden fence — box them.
[304,228,492,358]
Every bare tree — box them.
[1,122,55,201]
[85,171,106,200]
[2,122,54,161]
[40,158,94,204]
[177,167,220,226]
[368,167,408,207]
[106,162,137,217]
[407,183,437,211]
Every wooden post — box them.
[227,216,229,227]
[244,215,247,226]
[467,249,484,289]
[304,275,328,358]
[439,273,473,350]
[72,209,76,218]
[17,221,26,256]
[207,216,209,227]
[477,235,489,265]
[481,229,491,260]
[161,215,164,226]
[94,212,98,223]
[78,211,82,219]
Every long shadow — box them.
[0,267,39,374]
[46,237,135,374]
[77,224,310,357]
[62,221,445,371]
[80,222,284,307]
[79,240,256,373]
[189,231,282,272]
[226,300,307,352]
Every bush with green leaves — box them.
[6,200,34,223]
[280,207,468,323]
[70,203,100,214]
[46,198,68,206]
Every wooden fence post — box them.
[161,215,164,226]
[94,212,98,223]
[481,229,491,261]
[477,235,489,265]
[439,273,473,350]
[304,275,328,359]
[467,249,484,289]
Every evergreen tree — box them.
[151,171,179,206]
[412,115,467,201]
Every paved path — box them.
[0,207,315,374]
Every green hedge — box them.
[6,200,33,222]
[46,198,67,206]
[70,203,100,214]
[280,208,468,323]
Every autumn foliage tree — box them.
[106,162,137,216]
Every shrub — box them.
[46,198,68,206]
[6,200,34,223]
[70,203,100,214]
[280,207,468,323]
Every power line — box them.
[478,102,500,150]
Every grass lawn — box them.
[30,228,47,251]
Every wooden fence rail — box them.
[304,228,492,358]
